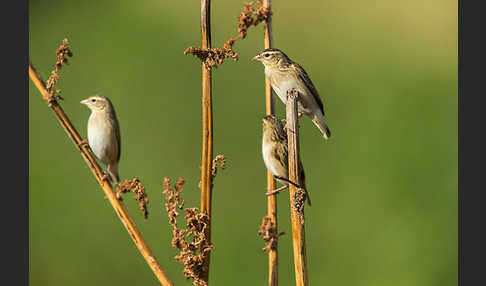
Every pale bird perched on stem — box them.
[262,115,311,205]
[80,95,121,185]
[253,48,331,140]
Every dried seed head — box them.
[258,216,285,252]
[46,38,73,99]
[162,177,214,286]
[118,177,149,219]
[211,154,227,179]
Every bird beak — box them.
[252,54,261,62]
[80,99,90,105]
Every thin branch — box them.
[199,0,214,283]
[262,1,279,286]
[285,90,309,286]
[28,40,173,286]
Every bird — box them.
[262,115,311,205]
[80,95,121,185]
[253,48,331,140]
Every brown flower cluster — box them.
[211,154,227,180]
[258,216,285,252]
[163,177,214,286]
[238,0,271,39]
[184,43,238,71]
[117,178,150,219]
[184,0,271,70]
[46,38,73,102]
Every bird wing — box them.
[111,110,121,162]
[292,62,325,115]
[274,139,289,172]
[115,121,121,162]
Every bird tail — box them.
[311,110,331,140]
[107,163,120,185]
[305,188,312,206]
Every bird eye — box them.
[91,99,96,102]
[264,53,270,58]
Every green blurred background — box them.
[29,0,457,285]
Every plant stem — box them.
[263,1,278,286]
[200,0,214,283]
[29,61,173,286]
[285,91,309,286]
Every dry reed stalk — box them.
[262,1,279,286]
[28,40,173,286]
[199,0,214,283]
[285,90,309,286]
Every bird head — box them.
[262,115,287,142]
[252,48,290,68]
[80,95,113,112]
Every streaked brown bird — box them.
[262,115,311,205]
[253,48,331,140]
[80,95,121,184]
